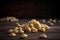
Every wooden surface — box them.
[0,19,60,40]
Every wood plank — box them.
[0,19,60,40]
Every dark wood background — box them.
[0,0,58,19]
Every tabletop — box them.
[0,19,60,40]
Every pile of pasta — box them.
[8,19,50,39]
[0,17,19,22]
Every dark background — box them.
[0,0,57,19]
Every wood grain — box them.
[0,19,60,40]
